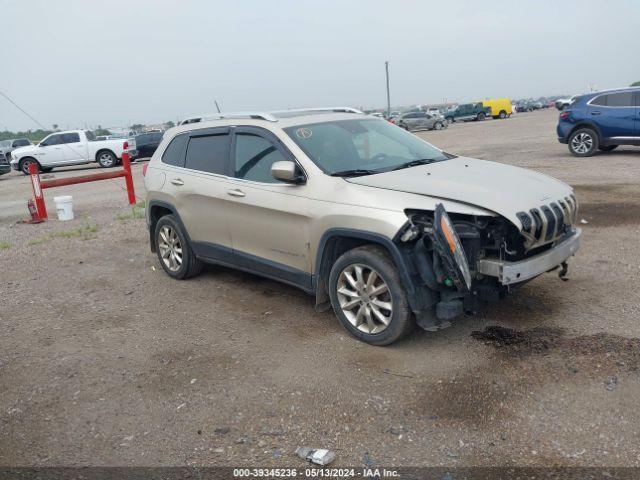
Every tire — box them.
[598,145,618,152]
[445,117,453,124]
[477,112,486,121]
[41,167,53,173]
[401,124,409,131]
[19,157,40,175]
[328,245,413,346]
[154,214,203,280]
[498,110,507,119]
[434,121,443,130]
[96,150,117,168]
[568,128,599,157]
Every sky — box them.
[0,0,638,131]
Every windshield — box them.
[0,140,11,148]
[284,119,449,176]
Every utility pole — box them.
[214,100,221,113]
[385,61,391,118]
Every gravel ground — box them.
[1,109,639,468]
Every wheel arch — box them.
[568,121,602,141]
[18,156,40,174]
[95,148,118,162]
[313,229,418,312]
[147,200,190,253]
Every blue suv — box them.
[557,87,640,156]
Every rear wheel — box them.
[477,112,486,121]
[97,150,117,168]
[20,157,40,175]
[329,245,413,346]
[568,128,599,157]
[499,110,507,119]
[434,121,443,130]
[598,145,618,152]
[154,215,203,279]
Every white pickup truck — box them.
[9,130,134,175]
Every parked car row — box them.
[3,130,165,175]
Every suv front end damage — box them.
[395,202,581,331]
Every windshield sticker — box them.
[295,128,313,139]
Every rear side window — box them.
[161,134,188,166]
[606,92,634,107]
[591,92,634,107]
[184,133,229,174]
[61,133,80,144]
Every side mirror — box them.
[271,160,305,184]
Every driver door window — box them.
[39,134,66,164]
[234,133,287,183]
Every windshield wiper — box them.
[330,168,380,177]
[390,158,436,171]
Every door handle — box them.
[590,111,601,116]
[170,178,184,186]
[226,188,245,197]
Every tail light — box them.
[123,141,129,151]
[142,163,148,177]
[559,111,570,119]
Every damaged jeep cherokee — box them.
[144,107,581,345]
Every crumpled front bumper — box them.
[477,229,581,285]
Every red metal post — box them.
[28,162,47,220]
[121,152,136,205]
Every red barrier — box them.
[28,146,136,221]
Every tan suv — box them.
[144,107,581,345]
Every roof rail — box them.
[179,111,277,125]
[271,107,364,115]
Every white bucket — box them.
[53,195,74,221]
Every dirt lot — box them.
[1,109,639,468]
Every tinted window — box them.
[161,134,188,166]
[606,92,634,107]
[234,133,287,183]
[61,133,80,144]
[14,139,30,147]
[184,133,229,174]
[136,134,150,144]
[41,134,63,146]
[590,95,607,106]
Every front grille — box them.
[516,194,578,249]
[0,153,7,165]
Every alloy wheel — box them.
[99,152,115,167]
[158,225,183,272]
[571,133,593,154]
[336,263,393,334]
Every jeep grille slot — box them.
[519,196,578,250]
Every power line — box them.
[0,89,49,131]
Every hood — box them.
[8,145,35,161]
[346,156,574,228]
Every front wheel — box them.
[328,245,413,346]
[20,158,40,175]
[97,151,117,168]
[598,145,618,152]
[434,121,443,130]
[477,112,486,121]
[568,128,599,157]
[445,117,453,124]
